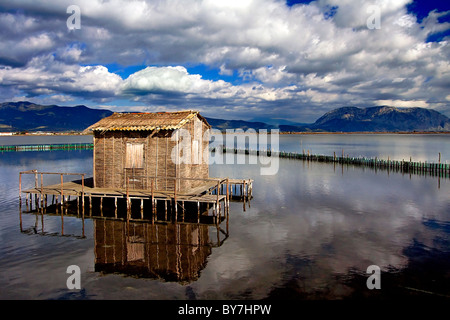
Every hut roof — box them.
[84,110,210,133]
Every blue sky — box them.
[0,0,449,123]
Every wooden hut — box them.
[83,111,211,193]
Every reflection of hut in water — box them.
[94,219,218,283]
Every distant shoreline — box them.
[279,131,450,135]
[3,130,450,136]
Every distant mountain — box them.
[0,101,113,132]
[248,116,310,127]
[0,101,449,133]
[311,106,450,132]
[205,117,275,131]
[205,117,312,132]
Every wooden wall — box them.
[177,115,210,191]
[93,114,210,192]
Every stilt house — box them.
[83,111,210,192]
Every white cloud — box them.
[0,55,122,98]
[122,66,222,94]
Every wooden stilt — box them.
[81,175,85,213]
[114,197,118,218]
[181,201,185,222]
[165,200,168,221]
[226,178,229,213]
[174,179,177,221]
[60,174,64,206]
[89,194,92,216]
[151,179,155,217]
[152,199,156,224]
[126,177,131,221]
[19,173,22,205]
[197,201,200,223]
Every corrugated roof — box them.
[84,110,210,133]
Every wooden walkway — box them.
[19,170,253,224]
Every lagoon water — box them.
[0,134,449,300]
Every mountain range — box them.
[1,101,449,133]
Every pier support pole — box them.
[89,195,92,216]
[126,177,131,227]
[216,180,220,224]
[60,174,64,207]
[114,197,118,219]
[81,175,85,213]
[151,179,155,219]
[19,173,22,205]
[174,179,178,222]
[197,201,200,223]
[226,178,229,215]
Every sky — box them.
[0,0,449,123]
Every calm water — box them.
[0,134,449,300]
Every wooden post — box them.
[226,178,229,213]
[244,180,247,198]
[89,194,92,216]
[140,199,144,219]
[181,201,185,222]
[126,177,130,211]
[114,197,118,218]
[152,199,156,224]
[197,201,200,223]
[151,179,155,216]
[19,173,22,204]
[174,179,178,222]
[81,174,85,212]
[60,174,64,207]
[165,200,167,220]
[216,180,220,224]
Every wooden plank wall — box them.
[178,116,210,191]
[93,115,210,191]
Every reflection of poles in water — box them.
[101,218,223,282]
[19,201,23,232]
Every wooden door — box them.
[125,143,145,189]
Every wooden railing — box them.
[19,170,86,206]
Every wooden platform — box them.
[19,170,253,223]
[23,177,227,203]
